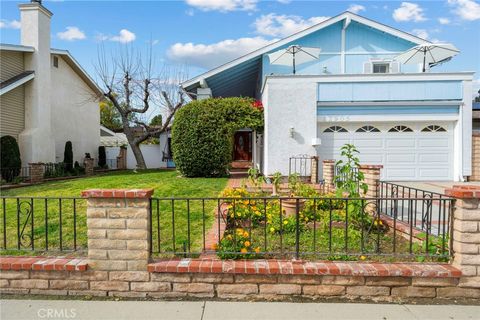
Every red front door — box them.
[233,131,252,161]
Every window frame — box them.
[323,126,348,133]
[372,62,390,74]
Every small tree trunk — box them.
[130,142,147,170]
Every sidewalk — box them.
[1,299,479,320]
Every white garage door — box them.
[318,122,454,181]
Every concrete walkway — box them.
[1,299,479,320]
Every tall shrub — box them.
[0,135,22,182]
[63,141,73,172]
[171,97,263,177]
[98,146,107,168]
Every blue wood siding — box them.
[261,19,418,78]
[317,80,463,102]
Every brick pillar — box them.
[82,189,153,271]
[447,186,480,288]
[84,158,95,176]
[117,147,127,170]
[358,165,383,198]
[29,162,44,183]
[310,156,319,184]
[322,160,335,192]
[471,133,480,181]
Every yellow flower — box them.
[243,200,249,205]
[244,241,251,247]
[230,213,234,218]
[212,243,218,250]
[374,220,378,226]
[270,227,275,233]
[379,220,383,225]
[254,247,261,253]
[226,235,233,240]
[236,228,243,234]
[240,248,248,253]
[243,231,249,238]
[360,255,366,260]
[283,220,288,225]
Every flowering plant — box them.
[216,228,261,259]
[251,100,263,111]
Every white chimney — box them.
[18,2,55,163]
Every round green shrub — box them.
[0,135,22,182]
[171,97,263,177]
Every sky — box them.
[1,0,480,94]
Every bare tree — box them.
[95,45,187,169]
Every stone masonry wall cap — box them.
[81,189,154,199]
[445,185,480,199]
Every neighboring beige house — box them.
[0,2,102,165]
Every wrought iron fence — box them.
[0,197,87,253]
[150,195,453,261]
[378,182,451,237]
[0,167,31,183]
[289,155,312,179]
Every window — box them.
[421,125,447,132]
[53,56,59,68]
[373,63,389,74]
[388,125,413,132]
[323,126,348,133]
[356,126,380,133]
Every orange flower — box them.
[212,243,218,250]
[360,255,366,261]
[244,241,251,247]
[254,247,261,253]
[240,248,248,253]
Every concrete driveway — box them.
[390,181,480,195]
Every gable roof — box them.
[181,11,429,98]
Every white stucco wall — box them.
[263,77,318,175]
[50,55,100,164]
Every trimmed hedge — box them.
[98,146,107,168]
[172,97,263,177]
[0,135,22,182]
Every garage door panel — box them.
[318,121,454,181]
[419,153,450,163]
[385,139,416,148]
[417,138,450,148]
[386,153,415,164]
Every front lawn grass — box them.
[0,170,228,255]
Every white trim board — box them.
[317,114,459,122]
[0,72,35,96]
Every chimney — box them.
[17,1,55,163]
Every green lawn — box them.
[0,170,228,255]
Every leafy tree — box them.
[149,114,162,126]
[0,135,21,182]
[100,100,122,131]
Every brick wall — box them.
[29,162,44,184]
[1,188,480,301]
[471,134,480,181]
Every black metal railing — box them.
[289,155,312,179]
[150,195,453,261]
[0,167,31,183]
[378,182,451,236]
[0,197,87,253]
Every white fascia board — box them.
[317,114,459,122]
[267,72,475,83]
[0,43,35,52]
[0,72,35,96]
[51,49,103,97]
[317,101,463,107]
[181,11,428,89]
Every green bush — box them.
[63,141,73,172]
[172,97,263,177]
[98,146,107,168]
[0,135,22,182]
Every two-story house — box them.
[0,2,101,166]
[181,12,475,182]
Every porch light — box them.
[311,138,322,146]
[289,127,295,138]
